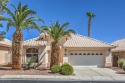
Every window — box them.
[91,53,94,55]
[70,53,73,55]
[26,48,38,63]
[100,53,103,55]
[75,53,77,55]
[79,53,82,55]
[96,53,99,55]
[87,53,90,55]
[83,53,86,55]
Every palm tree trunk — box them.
[12,30,23,69]
[88,17,92,37]
[50,41,60,68]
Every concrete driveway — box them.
[74,67,125,81]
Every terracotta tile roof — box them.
[111,39,125,52]
[63,34,114,48]
[0,38,11,47]
[23,37,47,46]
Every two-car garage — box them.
[69,51,104,67]
[63,34,114,68]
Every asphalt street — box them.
[0,79,125,83]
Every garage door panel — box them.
[69,51,104,67]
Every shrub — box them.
[27,56,38,69]
[60,63,74,75]
[51,65,61,73]
[122,63,125,71]
[117,58,125,68]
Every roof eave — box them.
[0,43,11,48]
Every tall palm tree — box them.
[41,21,75,67]
[86,12,95,37]
[0,2,44,69]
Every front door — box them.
[113,55,118,67]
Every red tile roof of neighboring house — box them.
[112,39,125,52]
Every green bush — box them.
[122,63,125,71]
[51,65,61,73]
[27,56,38,69]
[60,63,74,75]
[117,58,125,68]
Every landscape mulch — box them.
[0,67,61,75]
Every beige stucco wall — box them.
[0,46,11,65]
[22,46,112,68]
[112,51,125,59]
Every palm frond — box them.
[0,31,5,41]
[2,6,16,21]
[86,12,96,17]
[6,22,15,31]
[28,17,44,24]
[18,2,22,11]
[40,21,75,42]
[61,22,69,29]
[67,29,76,34]
[0,23,3,27]
[22,4,28,12]
[11,4,16,10]
[0,2,43,33]
[0,16,12,22]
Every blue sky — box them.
[1,0,125,43]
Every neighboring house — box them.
[22,34,115,68]
[0,38,11,65]
[112,39,125,67]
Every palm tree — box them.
[41,21,75,67]
[0,2,44,69]
[86,12,95,37]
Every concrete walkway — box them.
[74,67,125,81]
[0,68,125,81]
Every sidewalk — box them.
[0,75,125,82]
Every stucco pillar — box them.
[45,46,51,68]
[60,46,63,65]
[105,49,112,67]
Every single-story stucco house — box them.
[112,39,125,67]
[0,34,115,67]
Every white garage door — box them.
[69,51,104,67]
